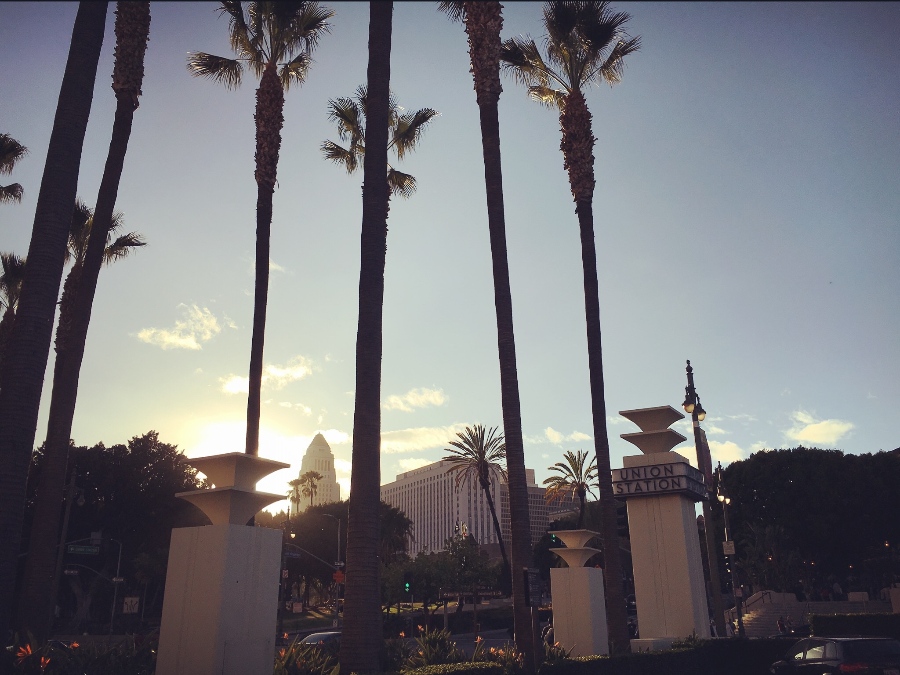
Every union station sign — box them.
[611,461,707,501]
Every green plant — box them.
[404,628,467,670]
[274,639,339,675]
[6,632,158,675]
[383,637,416,672]
[403,664,504,675]
[471,637,524,675]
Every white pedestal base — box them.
[156,524,282,675]
[550,566,609,656]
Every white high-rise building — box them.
[380,460,551,557]
[296,433,341,511]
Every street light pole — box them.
[717,463,745,637]
[683,360,726,638]
[109,539,122,635]
[322,513,341,627]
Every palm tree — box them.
[299,469,323,509]
[0,252,26,371]
[17,200,145,638]
[0,134,28,204]
[442,425,510,577]
[188,1,333,457]
[287,477,304,516]
[322,86,438,199]
[340,2,393,671]
[500,0,640,654]
[438,2,538,666]
[544,449,598,529]
[0,1,108,638]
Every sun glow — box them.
[184,420,352,513]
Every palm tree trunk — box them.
[479,476,509,576]
[245,62,284,456]
[562,91,630,653]
[340,3,392,673]
[0,1,108,638]
[464,2,538,668]
[17,5,150,639]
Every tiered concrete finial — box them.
[549,529,601,568]
[619,405,686,454]
[176,453,289,525]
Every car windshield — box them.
[843,639,900,661]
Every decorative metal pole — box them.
[683,360,726,638]
[716,464,745,637]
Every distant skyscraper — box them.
[296,433,341,511]
[380,460,563,557]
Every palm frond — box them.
[104,232,147,264]
[279,51,313,89]
[391,108,439,160]
[528,85,567,110]
[326,96,364,144]
[0,252,26,312]
[66,200,93,265]
[593,35,641,85]
[218,1,255,60]
[437,1,465,23]
[186,52,244,90]
[387,168,417,199]
[0,184,24,204]
[321,140,358,174]
[0,134,28,175]
[285,2,334,53]
[500,37,561,91]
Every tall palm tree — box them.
[15,3,151,639]
[0,134,28,204]
[340,3,393,671]
[0,1,108,638]
[287,477,304,516]
[17,200,145,638]
[322,86,438,198]
[438,2,538,666]
[442,425,510,578]
[188,1,333,457]
[0,253,26,370]
[299,469,323,508]
[500,0,640,654]
[544,449,598,529]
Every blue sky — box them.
[2,2,898,507]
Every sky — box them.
[2,2,898,512]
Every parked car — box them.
[300,631,341,648]
[770,637,900,674]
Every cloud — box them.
[708,440,746,464]
[544,427,592,444]
[136,304,222,350]
[383,387,447,412]
[279,402,312,415]
[398,458,434,472]
[220,356,315,394]
[382,424,469,454]
[784,410,854,446]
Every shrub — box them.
[404,628,467,670]
[4,632,158,675]
[403,663,505,675]
[809,612,900,640]
[274,639,338,675]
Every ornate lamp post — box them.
[716,464,745,637]
[683,360,726,637]
[321,513,342,627]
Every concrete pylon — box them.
[613,406,711,650]
[549,529,609,656]
[157,453,288,675]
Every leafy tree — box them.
[0,252,26,370]
[543,449,597,529]
[18,200,145,636]
[322,86,437,198]
[442,425,510,582]
[188,1,333,457]
[501,1,640,653]
[437,2,536,665]
[23,431,205,633]
[0,1,108,638]
[0,134,28,204]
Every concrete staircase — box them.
[728,592,893,638]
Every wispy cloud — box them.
[136,304,222,350]
[383,387,447,412]
[382,424,469,454]
[708,440,746,464]
[220,356,315,394]
[785,410,854,446]
[544,427,592,444]
[279,402,312,415]
[398,458,434,472]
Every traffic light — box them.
[405,581,411,593]
[550,534,558,544]
[403,571,412,594]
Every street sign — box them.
[282,569,289,579]
[67,544,100,555]
[332,570,345,583]
[122,597,139,614]
[722,541,736,556]
[524,568,542,607]
[334,561,344,568]
[112,577,125,583]
[63,569,79,576]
